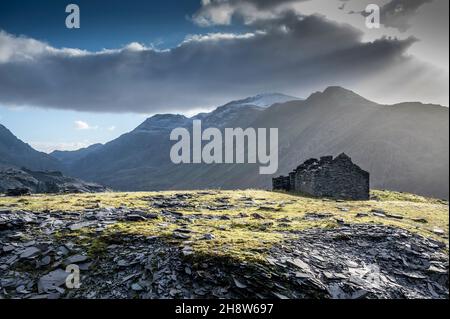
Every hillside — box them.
[0,190,448,299]
[58,87,449,199]
[0,124,61,171]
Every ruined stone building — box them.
[273,153,370,200]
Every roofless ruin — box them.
[273,153,370,200]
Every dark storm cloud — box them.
[192,0,309,25]
[195,0,436,32]
[204,0,301,9]
[380,0,433,32]
[0,13,446,113]
[355,0,434,32]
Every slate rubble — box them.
[0,194,448,299]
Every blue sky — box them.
[0,0,448,153]
[0,0,226,50]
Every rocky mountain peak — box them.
[307,86,372,105]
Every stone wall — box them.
[272,176,291,192]
[273,153,370,200]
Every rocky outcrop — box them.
[273,154,370,200]
[0,167,107,195]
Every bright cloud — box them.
[74,121,91,130]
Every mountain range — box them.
[1,88,448,199]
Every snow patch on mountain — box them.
[224,93,302,109]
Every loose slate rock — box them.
[372,211,387,218]
[38,269,68,293]
[40,256,52,267]
[173,232,191,240]
[3,245,15,253]
[432,228,445,236]
[131,283,144,291]
[20,247,41,259]
[126,214,147,222]
[252,213,265,220]
[201,233,215,240]
[386,214,404,220]
[412,218,428,224]
[64,255,89,265]
[233,277,248,289]
[287,258,312,273]
[68,222,95,231]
